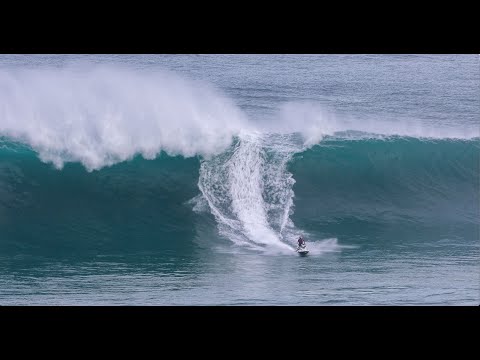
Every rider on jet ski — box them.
[297,236,306,249]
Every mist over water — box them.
[0,66,249,170]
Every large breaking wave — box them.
[0,66,478,254]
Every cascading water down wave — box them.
[196,132,322,253]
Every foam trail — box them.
[0,66,249,171]
[302,238,355,255]
[198,132,302,252]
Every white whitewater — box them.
[198,132,304,253]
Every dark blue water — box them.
[0,55,478,305]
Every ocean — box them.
[0,54,478,305]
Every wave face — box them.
[289,137,479,246]
[0,140,202,254]
[1,135,478,255]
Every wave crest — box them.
[0,66,249,170]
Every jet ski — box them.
[296,244,309,256]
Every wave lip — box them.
[0,66,249,171]
[267,101,480,145]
